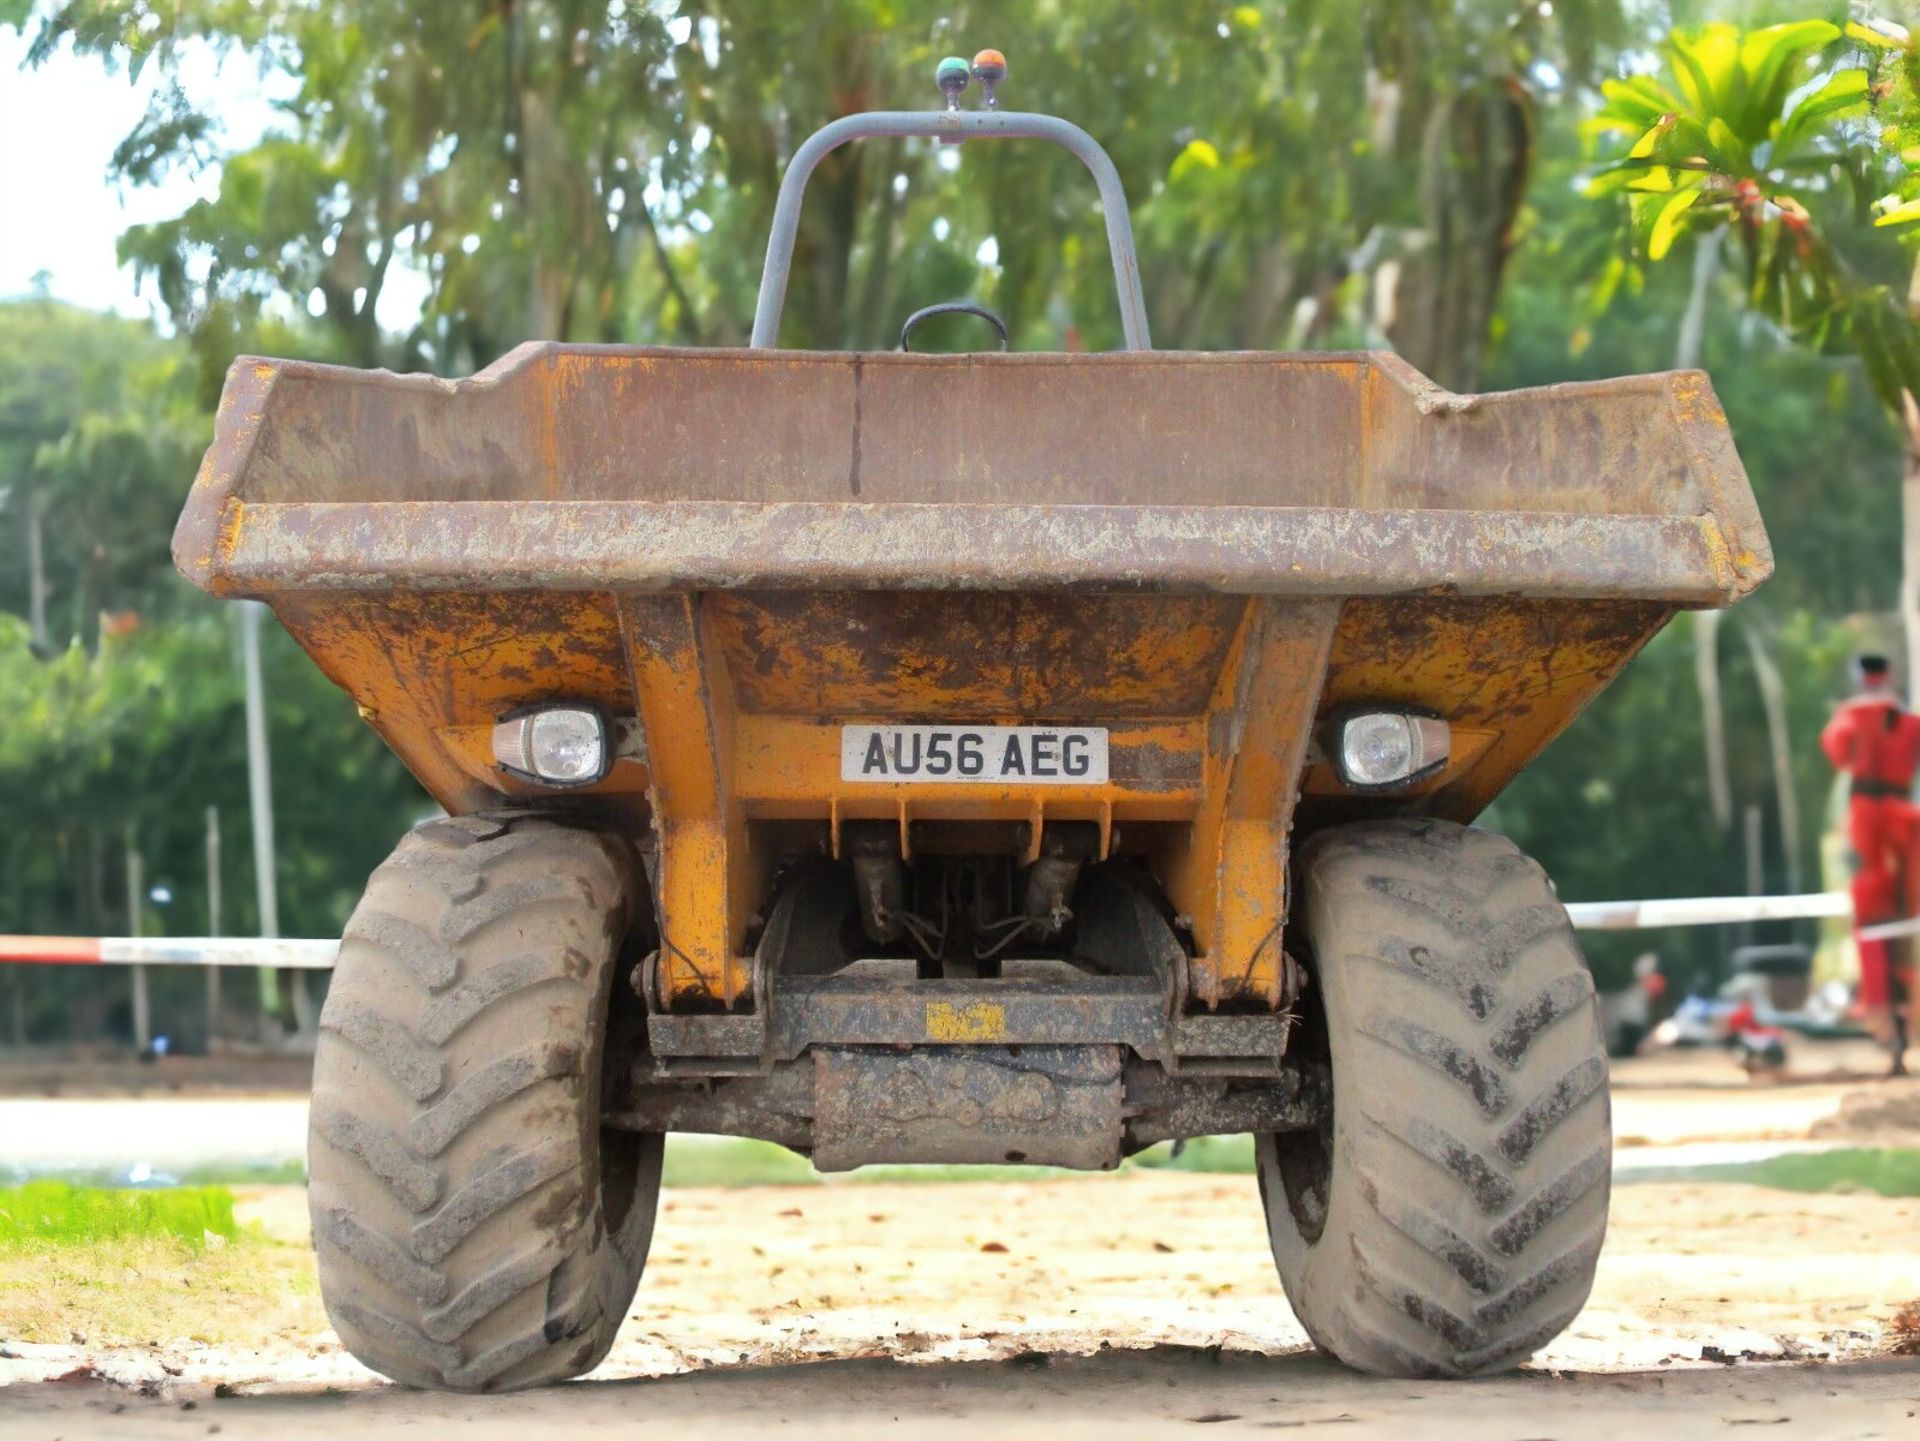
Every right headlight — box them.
[490,703,611,788]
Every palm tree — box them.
[1592,16,1920,685]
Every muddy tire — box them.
[1257,818,1609,1378]
[308,813,662,1392]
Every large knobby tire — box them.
[1257,818,1610,1378]
[308,813,663,1392]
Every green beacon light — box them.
[935,56,971,112]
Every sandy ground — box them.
[2,1172,1919,1436]
[0,1053,314,1100]
[4,1043,1920,1435]
[6,1351,1919,1440]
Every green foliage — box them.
[1495,131,1905,619]
[0,298,426,1048]
[0,1181,237,1249]
[0,300,207,651]
[0,552,426,1044]
[1496,610,1860,992]
[0,1,1912,1041]
[1,612,231,840]
[1556,10,1920,995]
[14,0,1625,376]
[1590,14,1920,413]
[0,602,424,939]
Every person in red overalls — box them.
[1820,652,1920,1073]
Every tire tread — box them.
[1263,818,1611,1379]
[308,814,659,1392]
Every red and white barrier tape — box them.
[0,935,338,969]
[1562,891,1920,939]
[1560,892,1853,931]
[0,892,1905,969]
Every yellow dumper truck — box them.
[174,58,1769,1391]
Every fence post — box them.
[205,805,223,1047]
[125,822,149,1052]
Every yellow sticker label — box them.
[924,1000,1007,1043]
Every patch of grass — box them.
[178,1159,309,1188]
[0,1233,321,1347]
[0,1186,322,1347]
[0,1182,237,1249]
[1130,1135,1257,1174]
[1623,1147,1920,1197]
[662,1137,820,1187]
[3,1160,311,1190]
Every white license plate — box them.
[841,725,1109,784]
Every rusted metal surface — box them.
[708,592,1243,718]
[644,965,1292,1069]
[199,501,1749,601]
[177,347,1764,532]
[176,342,1771,1029]
[607,1064,815,1148]
[812,1044,1126,1170]
[1298,596,1677,827]
[606,1052,1330,1164]
[647,963,1170,1063]
[620,593,755,1008]
[270,588,641,815]
[1163,599,1336,1009]
[1120,1062,1327,1148]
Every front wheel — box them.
[308,812,662,1392]
[1258,818,1610,1378]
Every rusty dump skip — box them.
[179,345,1766,600]
[174,343,1769,1018]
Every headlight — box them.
[491,704,610,787]
[1333,711,1451,789]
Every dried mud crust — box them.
[306,812,663,1392]
[1810,1081,1920,1145]
[1258,817,1612,1378]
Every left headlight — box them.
[1332,710,1451,790]
[491,704,610,788]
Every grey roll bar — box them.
[749,109,1152,351]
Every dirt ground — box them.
[5,1350,1918,1440]
[3,1171,1919,1436]
[0,1051,315,1099]
[4,1044,1920,1436]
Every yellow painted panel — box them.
[925,1001,1008,1043]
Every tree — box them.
[8,0,1626,385]
[1488,50,1900,935]
[0,298,429,1045]
[14,0,1896,1022]
[1588,15,1920,689]
[1494,608,1858,993]
[0,300,206,653]
[2,0,687,377]
[0,600,429,1044]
